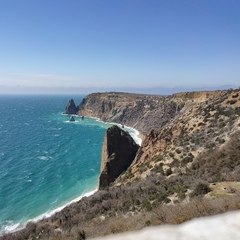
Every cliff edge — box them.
[99,125,139,189]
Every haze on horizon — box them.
[0,0,239,95]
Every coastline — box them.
[32,188,97,222]
[1,116,142,236]
[63,115,143,145]
[2,189,98,235]
[94,117,143,146]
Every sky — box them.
[0,0,239,94]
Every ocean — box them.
[0,95,141,234]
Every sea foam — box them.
[32,188,97,221]
[0,96,142,236]
[1,189,97,235]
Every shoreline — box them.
[32,188,97,222]
[1,116,142,236]
[2,189,98,235]
[93,117,143,146]
[63,113,144,146]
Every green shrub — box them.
[169,158,179,167]
[165,168,172,176]
[142,200,152,211]
[77,230,86,240]
[181,156,193,165]
[198,122,205,126]
[191,182,211,197]
[226,99,237,105]
[152,164,164,175]
[175,148,182,154]
[152,155,163,163]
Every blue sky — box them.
[0,0,239,94]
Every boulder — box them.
[65,99,78,114]
[99,125,139,189]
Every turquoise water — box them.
[0,95,119,233]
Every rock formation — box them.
[76,92,185,133]
[65,99,78,114]
[65,89,240,185]
[75,91,226,133]
[99,125,139,189]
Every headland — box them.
[3,88,240,240]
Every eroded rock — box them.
[65,99,78,114]
[99,125,139,189]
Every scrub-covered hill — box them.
[3,89,240,240]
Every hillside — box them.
[2,89,240,240]
[75,91,228,133]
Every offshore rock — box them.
[99,125,139,189]
[65,99,78,114]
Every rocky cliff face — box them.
[99,125,139,189]
[66,90,240,186]
[3,89,240,240]
[76,92,185,133]
[76,91,227,133]
[115,89,240,185]
[65,99,78,114]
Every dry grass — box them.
[2,90,240,240]
[208,182,240,197]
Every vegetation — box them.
[2,89,240,240]
[190,182,211,197]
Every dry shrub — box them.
[151,195,240,226]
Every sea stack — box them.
[65,99,78,114]
[99,125,139,189]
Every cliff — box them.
[99,125,139,189]
[70,89,240,187]
[76,91,227,133]
[116,89,240,184]
[3,89,240,240]
[76,92,184,133]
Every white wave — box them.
[50,199,58,205]
[2,222,20,233]
[93,118,142,146]
[38,156,49,161]
[0,189,97,235]
[32,188,97,221]
[125,127,142,146]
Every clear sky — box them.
[0,0,239,94]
